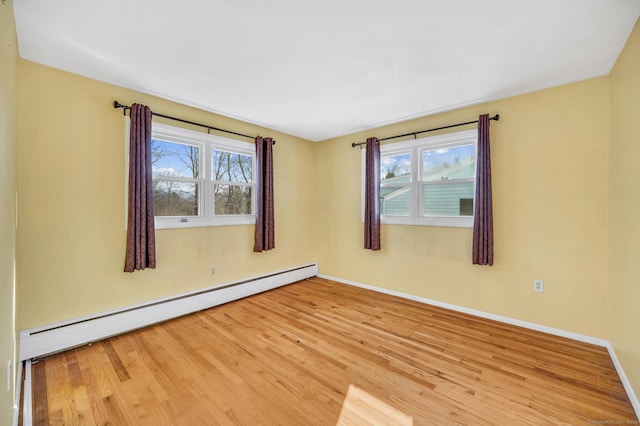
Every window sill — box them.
[380,216,474,228]
[155,216,256,229]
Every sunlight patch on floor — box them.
[337,384,413,426]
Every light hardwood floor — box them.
[30,277,637,425]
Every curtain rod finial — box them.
[493,114,500,121]
[113,101,130,116]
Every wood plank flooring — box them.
[31,277,637,425]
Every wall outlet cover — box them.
[534,280,544,292]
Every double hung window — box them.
[364,129,477,227]
[140,122,256,228]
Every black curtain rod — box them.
[351,114,499,148]
[113,101,275,144]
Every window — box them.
[363,129,477,227]
[152,139,201,217]
[212,150,253,215]
[139,121,256,228]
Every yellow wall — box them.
[609,18,640,399]
[17,60,317,329]
[314,77,610,338]
[0,2,18,424]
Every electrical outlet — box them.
[211,266,216,276]
[533,280,544,293]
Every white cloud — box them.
[153,166,180,177]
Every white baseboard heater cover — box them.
[20,263,318,361]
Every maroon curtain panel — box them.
[472,114,494,265]
[254,136,275,252]
[364,137,381,250]
[124,103,156,272]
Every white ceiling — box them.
[13,1,640,142]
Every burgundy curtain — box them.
[124,103,156,272]
[364,137,381,250]
[472,114,494,265]
[254,136,275,252]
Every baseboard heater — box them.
[19,263,318,361]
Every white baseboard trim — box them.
[318,274,607,346]
[12,360,23,426]
[317,273,639,419]
[22,360,31,426]
[605,342,640,418]
[20,263,318,361]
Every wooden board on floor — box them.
[31,277,637,425]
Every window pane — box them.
[212,150,253,183]
[423,144,474,182]
[381,185,410,216]
[381,153,411,182]
[153,180,199,216]
[214,185,252,215]
[151,139,199,178]
[423,182,474,216]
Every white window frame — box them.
[362,129,477,228]
[127,119,256,229]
